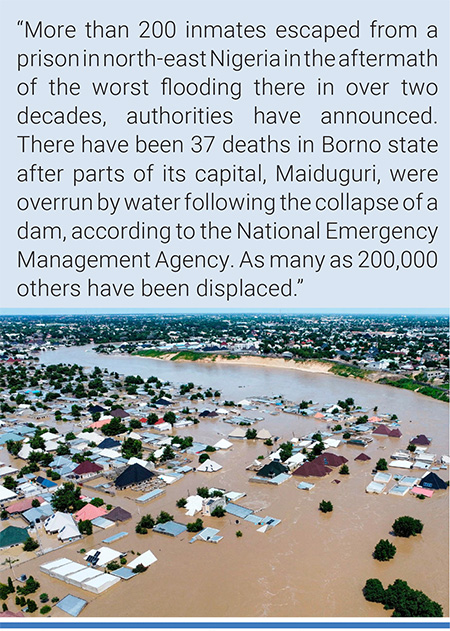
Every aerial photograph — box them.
[0,312,448,618]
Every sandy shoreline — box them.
[138,353,334,374]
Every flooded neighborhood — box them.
[0,314,448,618]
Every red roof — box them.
[139,418,147,423]
[389,428,402,438]
[0,611,25,617]
[73,461,103,475]
[354,453,371,461]
[293,460,332,477]
[6,496,44,514]
[89,417,111,429]
[372,424,391,436]
[411,434,430,446]
[315,452,348,467]
[74,503,107,522]
[154,419,165,425]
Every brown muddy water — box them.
[2,346,448,617]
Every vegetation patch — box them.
[377,377,449,402]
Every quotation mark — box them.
[17,20,24,26]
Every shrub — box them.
[339,464,349,475]
[23,538,39,552]
[211,506,225,518]
[90,497,104,507]
[319,500,333,513]
[132,564,147,574]
[39,593,48,603]
[236,530,243,538]
[373,539,396,561]
[40,605,51,615]
[106,561,120,572]
[392,516,423,538]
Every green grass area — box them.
[170,351,211,361]
[330,364,370,379]
[377,377,449,402]
[224,354,241,360]
[136,349,171,358]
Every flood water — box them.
[31,346,448,617]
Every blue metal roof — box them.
[36,476,57,488]
[111,567,135,580]
[153,521,187,537]
[225,503,253,519]
[56,595,87,617]
[102,531,128,544]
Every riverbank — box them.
[135,350,449,403]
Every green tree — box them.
[26,599,38,613]
[2,476,17,491]
[384,579,443,617]
[186,518,204,532]
[196,487,209,498]
[279,441,294,462]
[78,519,93,536]
[51,482,85,512]
[160,445,175,462]
[339,464,349,475]
[17,576,40,596]
[245,428,257,439]
[373,539,396,561]
[211,505,225,518]
[136,514,155,534]
[363,578,385,603]
[199,453,210,464]
[376,458,388,471]
[90,497,104,507]
[5,441,21,457]
[147,413,159,425]
[101,417,127,436]
[156,511,174,524]
[392,516,423,538]
[40,605,51,615]
[319,500,333,513]
[121,438,143,460]
[163,411,176,425]
[176,498,187,508]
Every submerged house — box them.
[419,471,447,490]
[293,460,332,477]
[114,463,155,489]
[256,461,288,479]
